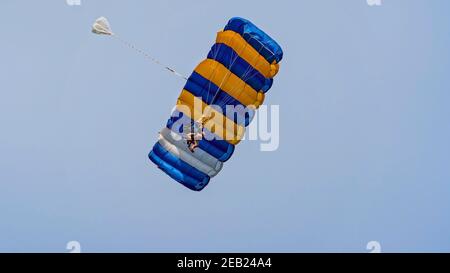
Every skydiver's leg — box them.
[191,140,199,150]
[188,144,195,153]
[186,139,194,152]
[186,139,194,153]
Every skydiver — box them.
[185,116,210,152]
[186,131,203,153]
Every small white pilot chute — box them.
[91,16,187,80]
[92,17,113,35]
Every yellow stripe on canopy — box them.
[216,30,280,78]
[176,90,245,145]
[194,59,265,109]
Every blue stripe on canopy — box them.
[207,43,273,93]
[184,71,255,126]
[149,142,210,191]
[224,17,283,64]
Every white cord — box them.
[111,34,188,81]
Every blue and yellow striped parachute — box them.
[149,17,283,191]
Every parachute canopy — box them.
[149,17,283,191]
[92,17,113,35]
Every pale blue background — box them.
[0,0,449,252]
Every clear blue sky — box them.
[0,0,449,252]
